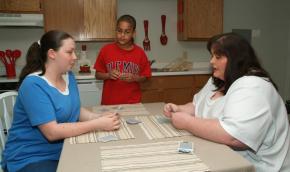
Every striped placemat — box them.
[92,103,150,116]
[100,141,210,172]
[137,115,192,140]
[69,118,135,144]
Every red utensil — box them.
[160,15,168,45]
[5,49,13,64]
[0,50,8,65]
[0,49,19,78]
[12,49,21,64]
[12,49,21,58]
[143,20,151,51]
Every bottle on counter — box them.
[78,45,91,73]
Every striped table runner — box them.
[92,103,150,116]
[137,115,192,140]
[100,141,210,172]
[69,118,135,144]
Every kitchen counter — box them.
[75,72,96,80]
[152,68,210,76]
[0,73,96,82]
[75,67,211,79]
[0,77,18,83]
[0,68,211,82]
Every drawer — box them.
[141,75,194,90]
[141,89,164,103]
[194,74,210,88]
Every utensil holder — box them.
[5,63,16,78]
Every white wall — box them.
[0,28,44,74]
[284,2,290,101]
[224,0,290,100]
[285,19,290,100]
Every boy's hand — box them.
[108,69,121,80]
[120,73,138,82]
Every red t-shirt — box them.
[94,43,152,105]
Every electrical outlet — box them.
[252,29,261,38]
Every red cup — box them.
[5,63,16,78]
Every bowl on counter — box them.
[79,65,91,73]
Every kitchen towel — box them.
[100,141,210,172]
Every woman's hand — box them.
[163,103,179,118]
[171,112,193,130]
[95,112,120,131]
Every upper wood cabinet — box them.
[0,0,42,13]
[42,0,116,41]
[177,0,223,41]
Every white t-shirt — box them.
[194,76,290,172]
[194,77,224,119]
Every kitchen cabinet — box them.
[141,74,210,104]
[43,0,116,41]
[0,0,42,13]
[177,0,223,41]
[77,79,103,107]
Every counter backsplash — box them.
[0,61,211,82]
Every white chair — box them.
[0,91,18,150]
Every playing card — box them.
[126,118,141,124]
[157,116,171,124]
[178,141,193,154]
[98,135,118,142]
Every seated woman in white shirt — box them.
[163,32,290,172]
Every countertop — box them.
[0,68,211,82]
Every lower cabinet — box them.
[141,74,210,104]
[77,79,103,107]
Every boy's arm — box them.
[95,71,109,80]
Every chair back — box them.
[0,91,18,149]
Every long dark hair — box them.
[207,32,277,94]
[18,30,73,87]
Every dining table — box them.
[57,102,255,172]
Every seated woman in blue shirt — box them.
[1,30,120,172]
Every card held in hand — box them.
[157,116,171,124]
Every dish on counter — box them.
[79,65,91,73]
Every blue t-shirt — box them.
[1,71,80,172]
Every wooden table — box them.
[57,103,255,172]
